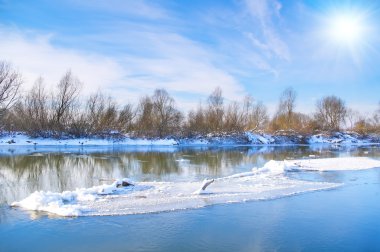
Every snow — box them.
[0,132,378,147]
[245,132,274,144]
[0,134,177,146]
[12,175,339,216]
[307,133,370,145]
[284,157,380,171]
[12,156,380,217]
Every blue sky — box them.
[0,0,379,114]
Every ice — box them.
[10,163,336,217]
[12,157,380,217]
[284,157,380,171]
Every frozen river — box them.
[1,145,380,251]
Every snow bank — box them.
[245,132,274,144]
[0,134,177,146]
[307,133,371,145]
[0,132,378,147]
[285,157,380,171]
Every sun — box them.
[330,15,362,43]
[327,13,366,46]
[317,7,373,66]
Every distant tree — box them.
[247,101,269,131]
[206,87,224,132]
[135,96,154,136]
[345,108,359,131]
[6,77,51,136]
[51,71,81,133]
[151,89,183,137]
[370,102,380,133]
[315,95,347,131]
[187,103,206,135]
[118,103,135,133]
[224,101,244,132]
[0,61,22,121]
[278,87,296,128]
[353,116,371,134]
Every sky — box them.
[0,0,379,115]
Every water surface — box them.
[1,145,379,251]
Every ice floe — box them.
[284,157,380,171]
[11,157,380,217]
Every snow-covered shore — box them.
[0,131,379,146]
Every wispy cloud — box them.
[244,0,291,61]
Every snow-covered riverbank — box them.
[0,132,379,146]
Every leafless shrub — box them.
[0,61,22,123]
[205,87,224,132]
[315,95,347,131]
[277,87,296,129]
[51,71,81,134]
[186,103,206,135]
[135,95,154,137]
[224,101,244,132]
[246,101,269,131]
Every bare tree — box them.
[118,104,135,133]
[151,89,183,137]
[275,87,297,129]
[8,77,50,136]
[224,101,244,132]
[135,96,154,136]
[370,102,380,133]
[51,71,81,131]
[206,87,224,132]
[247,101,268,131]
[25,77,50,134]
[315,95,347,131]
[346,108,359,130]
[187,103,206,135]
[0,61,22,120]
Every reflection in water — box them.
[0,145,379,204]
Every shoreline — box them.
[0,131,379,147]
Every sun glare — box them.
[319,8,373,65]
[328,13,365,46]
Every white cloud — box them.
[0,26,124,96]
[0,26,245,110]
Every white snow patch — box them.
[285,157,380,171]
[245,132,274,144]
[0,134,177,146]
[307,133,369,145]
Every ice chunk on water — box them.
[14,157,379,217]
[11,166,339,217]
[285,157,380,171]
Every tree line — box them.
[0,61,379,139]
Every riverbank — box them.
[0,131,379,146]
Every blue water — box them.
[1,145,380,251]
